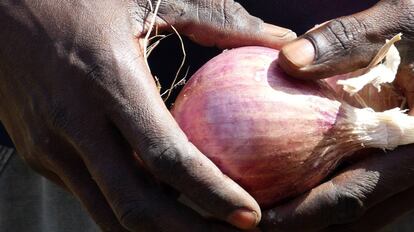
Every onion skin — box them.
[171,47,413,208]
[326,74,404,112]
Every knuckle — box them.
[324,17,367,51]
[75,42,131,85]
[222,0,259,30]
[118,202,150,231]
[116,195,169,232]
[140,138,202,188]
[310,16,372,66]
[142,140,183,177]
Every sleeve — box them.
[0,145,14,175]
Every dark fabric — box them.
[0,146,13,175]
[0,146,99,232]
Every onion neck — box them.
[344,105,414,150]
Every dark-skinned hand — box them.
[261,0,414,231]
[0,0,296,231]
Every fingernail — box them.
[281,38,315,68]
[228,209,259,230]
[264,23,297,39]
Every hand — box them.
[0,0,296,231]
[278,0,414,110]
[260,146,414,232]
[260,0,414,231]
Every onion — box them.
[171,46,414,208]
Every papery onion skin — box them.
[326,74,404,112]
[171,46,411,208]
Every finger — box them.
[279,0,404,79]
[260,145,414,232]
[72,123,241,232]
[81,19,262,226]
[78,29,260,228]
[45,142,129,232]
[64,177,130,232]
[156,0,296,49]
[94,44,261,229]
[323,186,414,232]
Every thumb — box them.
[157,0,297,49]
[279,0,401,79]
